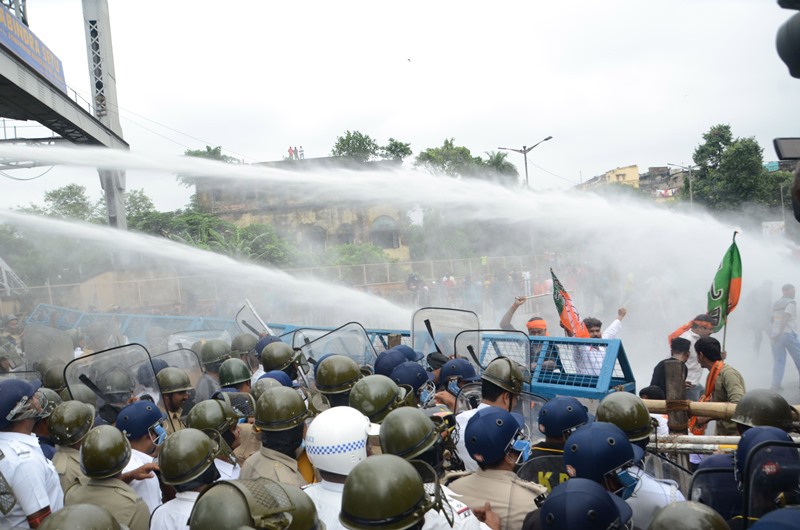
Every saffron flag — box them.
[707,233,742,333]
[551,268,588,338]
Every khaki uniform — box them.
[65,477,150,530]
[165,412,186,435]
[239,446,307,487]
[52,446,87,497]
[233,423,260,464]
[710,363,746,436]
[448,468,546,530]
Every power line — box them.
[528,161,579,185]
[0,166,55,180]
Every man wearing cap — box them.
[667,314,715,400]
[449,407,546,530]
[770,283,800,390]
[0,379,63,528]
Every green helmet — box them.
[261,342,298,372]
[648,501,729,530]
[282,483,326,530]
[340,455,433,530]
[38,387,63,418]
[481,357,524,394]
[596,391,653,442]
[191,339,207,357]
[219,358,252,387]
[190,478,323,530]
[232,334,258,357]
[158,428,217,486]
[98,369,136,403]
[379,407,439,460]
[251,377,283,402]
[348,375,407,424]
[315,355,362,395]
[186,399,238,434]
[80,424,132,478]
[255,387,309,431]
[731,389,795,431]
[201,339,232,366]
[49,401,95,446]
[157,367,193,394]
[62,383,98,408]
[42,363,67,391]
[38,504,122,530]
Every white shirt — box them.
[250,367,265,387]
[149,490,199,530]
[650,414,668,437]
[574,319,622,376]
[214,458,240,480]
[440,484,490,530]
[455,403,491,472]
[0,432,63,527]
[123,448,162,514]
[304,479,347,530]
[680,330,705,387]
[626,466,684,529]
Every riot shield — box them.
[294,322,377,377]
[411,308,480,358]
[454,382,482,415]
[166,329,231,352]
[455,329,530,377]
[689,467,741,521]
[152,348,203,389]
[516,455,570,493]
[214,390,256,420]
[514,392,547,445]
[235,299,275,337]
[19,323,73,368]
[63,344,169,427]
[742,440,800,521]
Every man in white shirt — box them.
[667,314,715,400]
[0,379,63,528]
[116,401,166,514]
[573,308,627,376]
[771,283,800,390]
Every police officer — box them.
[189,479,324,530]
[116,400,166,513]
[32,387,63,460]
[151,428,221,530]
[448,407,546,530]
[156,367,193,434]
[391,361,437,408]
[251,335,281,385]
[529,477,635,530]
[260,340,303,383]
[231,333,258,363]
[186,399,241,480]
[195,339,231,402]
[455,357,525,472]
[303,406,375,529]
[315,354,363,407]
[38,503,124,530]
[648,501,729,530]
[240,386,310,486]
[0,379,63,528]
[731,388,796,434]
[434,358,481,411]
[374,348,408,377]
[64,425,150,530]
[218,357,253,393]
[339,454,454,530]
[50,400,94,495]
[348,374,409,424]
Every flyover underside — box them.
[0,44,127,150]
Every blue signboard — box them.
[0,6,66,92]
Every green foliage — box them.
[414,138,483,177]
[179,146,240,187]
[324,243,390,266]
[481,151,520,187]
[331,131,380,162]
[380,138,413,161]
[124,189,156,226]
[20,183,105,223]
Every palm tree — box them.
[483,151,520,187]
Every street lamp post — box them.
[667,162,697,206]
[499,136,553,190]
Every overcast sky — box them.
[1,0,797,210]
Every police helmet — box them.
[481,357,524,395]
[373,349,408,378]
[648,501,730,530]
[219,358,252,387]
[200,339,232,366]
[750,506,800,530]
[231,334,258,357]
[731,389,795,431]
[379,406,439,460]
[260,341,298,372]
[157,367,193,394]
[315,355,362,395]
[61,383,98,408]
[465,406,524,467]
[37,387,63,418]
[251,376,284,402]
[390,361,435,394]
[255,386,309,431]
[348,375,407,424]
[80,424,132,478]
[595,391,653,443]
[540,478,633,530]
[734,425,800,491]
[158,428,218,486]
[305,407,374,476]
[38,504,122,530]
[538,396,590,438]
[97,369,136,403]
[49,401,95,446]
[116,401,165,440]
[0,379,44,429]
[42,363,67,392]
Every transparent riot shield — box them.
[214,390,257,420]
[410,460,454,528]
[19,323,73,369]
[166,329,231,352]
[411,308,480,358]
[294,322,377,378]
[63,344,169,427]
[454,382,482,415]
[152,348,203,417]
[742,440,800,521]
[689,467,741,521]
[643,452,692,497]
[235,299,274,337]
[516,455,570,493]
[514,392,547,445]
[455,329,530,376]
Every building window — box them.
[336,223,355,245]
[302,225,327,253]
[370,215,399,249]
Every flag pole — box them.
[721,231,738,353]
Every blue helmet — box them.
[540,478,633,530]
[0,379,43,429]
[260,370,293,387]
[390,362,434,393]
[374,349,408,378]
[393,345,423,362]
[440,358,480,396]
[538,397,590,438]
[116,401,166,443]
[734,426,800,491]
[465,406,525,467]
[751,506,800,529]
[563,422,641,499]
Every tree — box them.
[414,138,483,177]
[125,189,157,228]
[482,151,520,187]
[331,130,380,162]
[20,183,105,223]
[324,243,390,266]
[380,138,412,161]
[179,146,240,187]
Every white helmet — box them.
[304,406,377,476]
